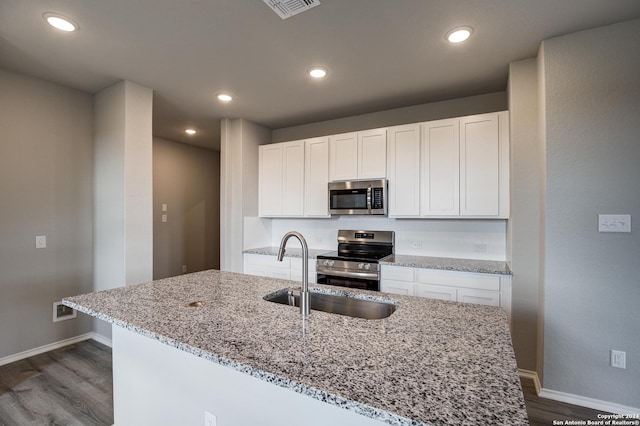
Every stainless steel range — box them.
[316,230,394,291]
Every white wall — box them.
[0,69,93,359]
[266,218,507,260]
[540,19,640,408]
[93,80,153,339]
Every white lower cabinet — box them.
[243,254,316,284]
[381,265,511,319]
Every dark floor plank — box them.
[0,340,113,426]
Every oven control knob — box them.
[357,263,364,269]
[364,264,371,270]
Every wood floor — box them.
[0,339,610,425]
[0,340,113,426]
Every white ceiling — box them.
[2,1,640,151]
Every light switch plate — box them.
[36,235,47,248]
[598,215,631,233]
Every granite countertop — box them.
[63,270,527,426]
[381,255,512,275]
[244,246,332,259]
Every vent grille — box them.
[263,0,321,20]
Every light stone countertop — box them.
[63,270,527,426]
[381,255,512,275]
[245,247,511,275]
[244,246,332,259]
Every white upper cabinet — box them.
[421,118,460,216]
[259,144,285,217]
[459,112,510,217]
[329,132,358,181]
[259,137,330,218]
[386,111,509,219]
[258,141,304,217]
[329,128,386,181]
[304,137,330,217]
[357,129,387,179]
[387,123,421,217]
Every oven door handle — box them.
[317,269,379,280]
[367,185,372,214]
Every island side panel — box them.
[112,325,389,426]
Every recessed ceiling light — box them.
[217,93,233,102]
[43,13,79,32]
[446,26,473,43]
[185,129,197,135]
[308,67,328,78]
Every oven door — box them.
[316,270,380,291]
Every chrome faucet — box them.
[277,231,310,317]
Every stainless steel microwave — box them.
[328,179,387,215]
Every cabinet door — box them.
[381,281,414,296]
[387,124,421,217]
[281,141,305,216]
[457,288,500,307]
[358,128,387,179]
[460,113,500,216]
[421,119,460,216]
[258,144,283,216]
[329,132,358,181]
[304,137,330,217]
[414,283,457,302]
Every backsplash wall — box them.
[252,217,507,261]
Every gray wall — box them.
[220,118,270,272]
[153,137,220,279]
[0,69,93,358]
[541,19,640,406]
[272,92,507,142]
[93,80,154,340]
[507,58,542,372]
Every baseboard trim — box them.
[518,369,541,395]
[90,332,113,348]
[539,388,640,415]
[0,331,112,367]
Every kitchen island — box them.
[63,269,528,426]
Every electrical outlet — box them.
[411,242,422,249]
[161,214,168,223]
[473,243,488,253]
[611,350,626,369]
[204,411,217,426]
[599,214,631,233]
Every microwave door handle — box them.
[367,185,372,213]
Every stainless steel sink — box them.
[264,288,397,320]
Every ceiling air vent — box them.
[263,0,321,20]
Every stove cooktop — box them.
[316,251,393,263]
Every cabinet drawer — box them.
[415,268,500,291]
[381,266,415,282]
[457,288,500,307]
[414,283,457,302]
[244,265,291,281]
[244,253,289,269]
[381,280,414,296]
